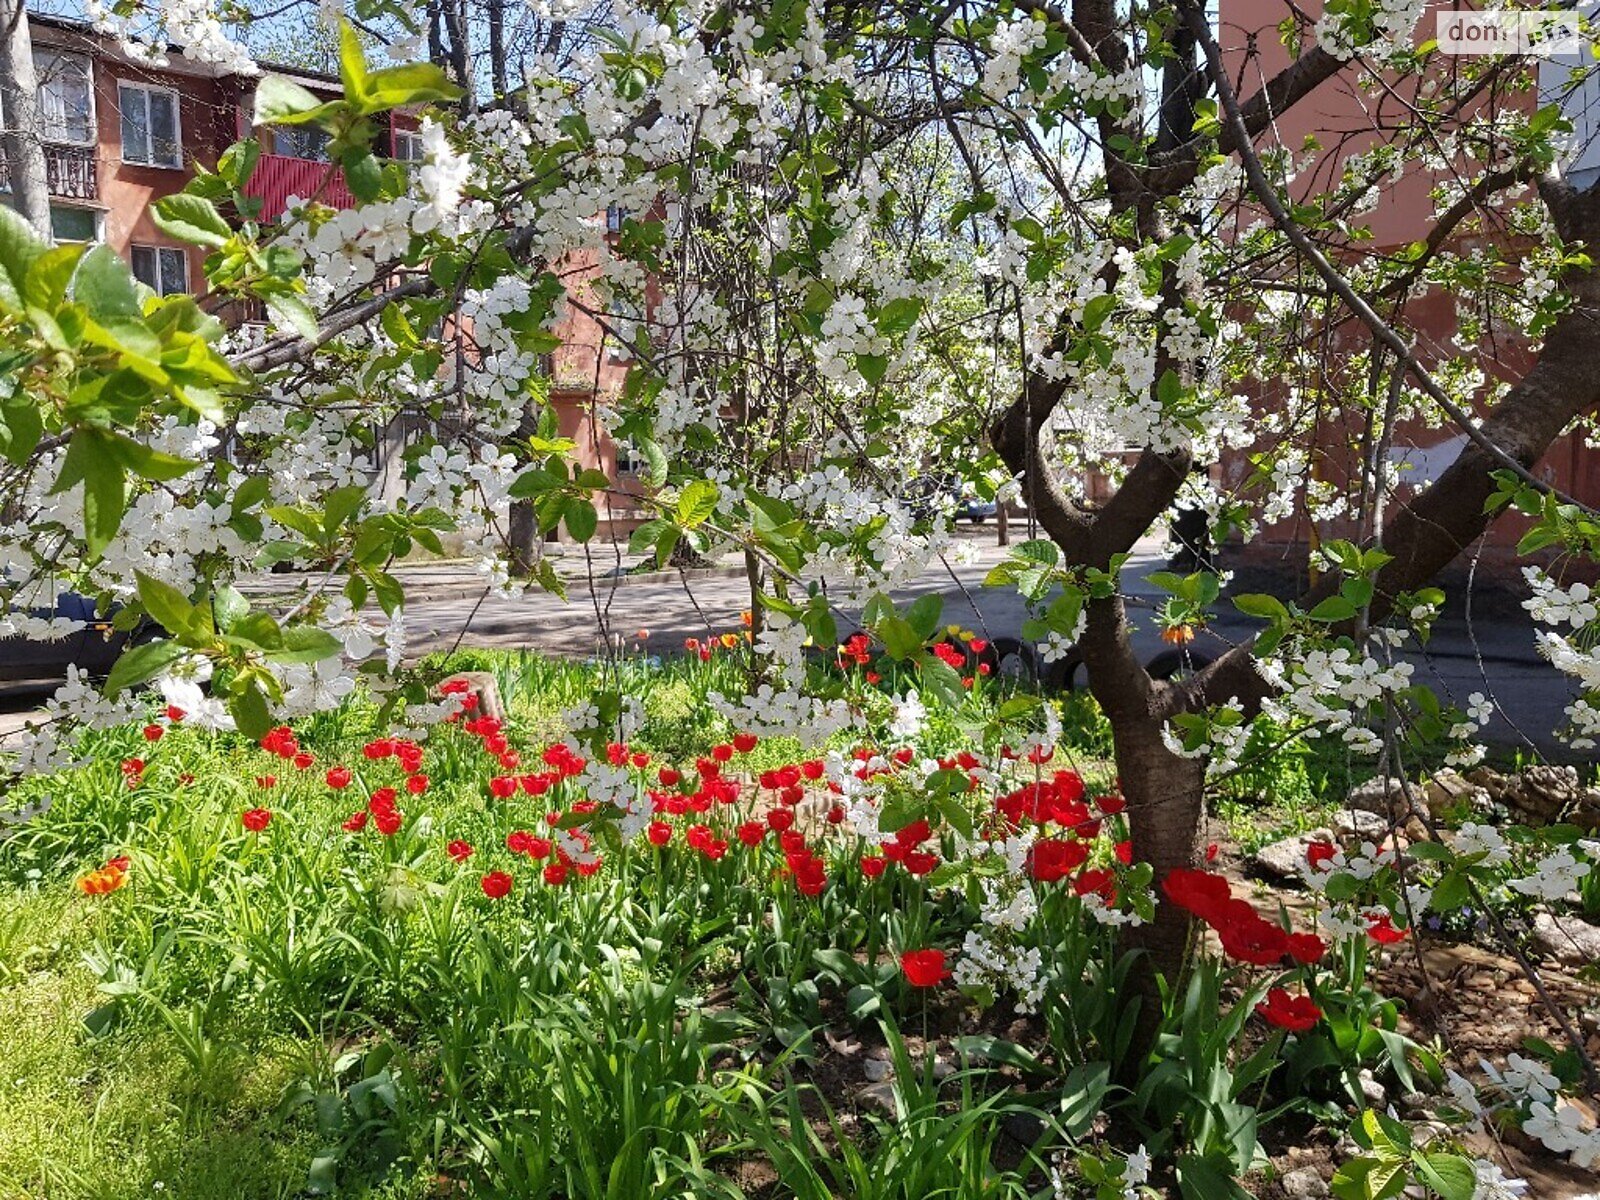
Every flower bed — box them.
[0,648,1590,1198]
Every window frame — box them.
[34,48,96,147]
[49,204,102,244]
[130,243,189,295]
[392,129,425,162]
[274,125,330,162]
[118,81,183,169]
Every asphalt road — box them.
[0,536,1581,757]
[396,544,1573,756]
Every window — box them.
[392,129,425,162]
[49,205,99,243]
[615,445,650,476]
[605,294,642,360]
[606,204,628,232]
[131,245,188,295]
[275,126,330,161]
[119,83,181,168]
[35,50,94,145]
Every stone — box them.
[862,1057,892,1083]
[858,1080,897,1115]
[1332,810,1390,840]
[1250,829,1334,880]
[1358,1068,1386,1106]
[1348,776,1411,819]
[1513,765,1580,824]
[1532,910,1600,967]
[434,671,505,723]
[1279,1167,1330,1199]
[1422,770,1491,819]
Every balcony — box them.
[243,154,356,222]
[0,143,98,201]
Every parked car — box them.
[0,593,145,684]
[952,492,999,524]
[904,474,999,523]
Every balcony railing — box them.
[243,154,356,222]
[0,143,99,201]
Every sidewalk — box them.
[239,526,1025,604]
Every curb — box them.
[244,564,751,607]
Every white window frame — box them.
[49,204,103,244]
[118,81,183,169]
[35,49,96,147]
[392,129,425,162]
[130,243,188,295]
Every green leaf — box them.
[136,570,205,641]
[211,585,251,633]
[253,74,329,125]
[874,296,923,336]
[1175,1153,1250,1200]
[362,62,462,110]
[269,625,345,664]
[340,148,383,202]
[337,21,372,106]
[1012,538,1059,566]
[264,292,319,340]
[228,681,273,740]
[856,353,889,385]
[151,195,232,248]
[0,205,47,312]
[877,616,923,660]
[104,638,185,696]
[1307,595,1358,623]
[565,497,598,542]
[51,430,126,559]
[905,593,944,640]
[0,398,44,466]
[73,245,141,320]
[1233,593,1288,621]
[1081,293,1116,333]
[677,479,720,527]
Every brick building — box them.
[2,13,644,538]
[1211,0,1600,567]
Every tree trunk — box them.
[1108,708,1206,1060]
[487,0,508,102]
[0,0,50,236]
[507,500,537,577]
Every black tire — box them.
[986,637,1037,685]
[1041,650,1085,693]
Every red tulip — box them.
[241,808,271,832]
[900,949,949,988]
[1286,932,1327,964]
[1366,914,1407,945]
[481,871,513,898]
[326,766,353,790]
[447,840,474,862]
[1255,987,1321,1032]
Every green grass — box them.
[0,647,1407,1199]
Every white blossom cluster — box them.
[708,687,861,746]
